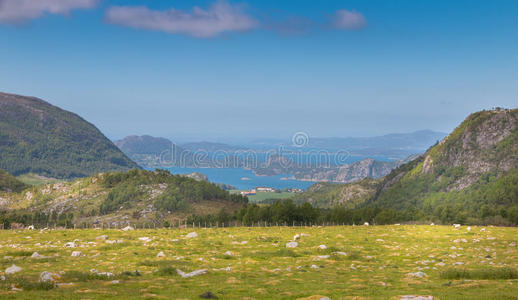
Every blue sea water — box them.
[168,167,315,190]
[167,154,395,191]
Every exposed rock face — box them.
[428,109,518,190]
[368,108,518,212]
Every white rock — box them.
[0,275,5,281]
[364,222,370,226]
[334,251,347,256]
[318,245,327,250]
[408,271,427,278]
[224,251,233,256]
[293,234,301,241]
[430,223,435,226]
[157,251,166,258]
[31,252,44,259]
[39,271,60,282]
[510,242,516,247]
[71,251,82,257]
[27,225,35,230]
[5,265,22,275]
[176,269,207,278]
[97,272,114,277]
[480,228,486,232]
[185,232,198,238]
[64,242,76,248]
[311,264,319,269]
[453,224,461,229]
[400,296,434,300]
[171,239,179,242]
[96,235,108,240]
[122,226,134,231]
[317,255,330,259]
[467,227,471,232]
[138,237,151,242]
[111,280,120,284]
[285,241,298,248]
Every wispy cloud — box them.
[331,10,367,30]
[0,0,97,24]
[105,0,258,38]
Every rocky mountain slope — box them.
[366,108,518,224]
[0,92,138,179]
[254,156,404,183]
[0,169,247,227]
[293,178,379,208]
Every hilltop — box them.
[0,92,138,179]
[366,108,518,224]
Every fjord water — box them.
[168,167,315,190]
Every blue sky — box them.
[1,0,517,142]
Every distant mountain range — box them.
[115,130,443,183]
[247,130,447,158]
[0,92,138,179]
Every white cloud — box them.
[105,1,258,38]
[0,0,97,24]
[332,9,367,30]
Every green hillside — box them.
[293,178,379,208]
[0,169,28,193]
[366,108,518,225]
[0,92,139,179]
[0,169,248,228]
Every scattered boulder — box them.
[176,269,207,278]
[64,242,76,248]
[71,251,82,257]
[122,226,134,231]
[286,241,298,248]
[96,235,108,241]
[27,225,35,230]
[157,251,166,258]
[318,245,327,250]
[186,232,198,238]
[224,251,233,256]
[467,227,471,232]
[408,272,427,278]
[31,252,44,259]
[5,265,22,275]
[453,224,461,229]
[39,271,61,282]
[293,234,301,241]
[0,275,5,281]
[138,237,152,243]
[400,296,434,300]
[364,222,370,226]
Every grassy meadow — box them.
[230,190,294,203]
[0,225,517,299]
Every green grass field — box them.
[16,173,60,186]
[230,190,294,203]
[1,225,517,299]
